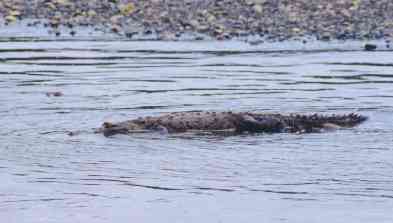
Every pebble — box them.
[0,0,392,42]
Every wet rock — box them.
[364,43,377,51]
[111,24,122,33]
[248,39,264,45]
[46,91,63,97]
[195,36,204,40]
[144,29,153,35]
[124,25,140,38]
[320,33,331,41]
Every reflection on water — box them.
[1,40,393,223]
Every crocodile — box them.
[95,111,367,137]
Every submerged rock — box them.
[46,91,63,97]
[364,43,377,51]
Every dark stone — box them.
[364,43,377,51]
[144,30,152,35]
[336,33,348,40]
[320,34,331,41]
[46,91,63,97]
[125,32,137,38]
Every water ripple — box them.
[1,40,393,222]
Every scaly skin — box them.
[96,111,367,137]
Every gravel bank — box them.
[1,0,393,41]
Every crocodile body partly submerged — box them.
[96,111,367,137]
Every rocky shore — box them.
[1,0,393,41]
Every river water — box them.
[0,39,393,223]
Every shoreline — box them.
[0,34,390,53]
[1,0,393,43]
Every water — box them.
[1,39,393,223]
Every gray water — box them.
[1,40,393,223]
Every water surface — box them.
[1,40,393,223]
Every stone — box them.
[364,43,377,51]
[119,3,135,16]
[46,91,63,97]
[253,4,263,14]
[1,0,392,42]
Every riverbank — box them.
[1,0,393,42]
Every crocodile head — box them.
[96,121,144,137]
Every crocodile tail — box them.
[284,113,367,133]
[322,113,367,127]
[297,113,367,128]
